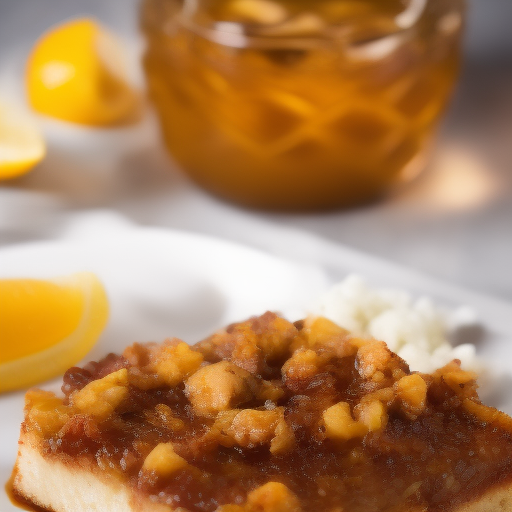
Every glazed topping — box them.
[24,312,512,512]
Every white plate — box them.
[0,227,329,511]
[1,225,512,512]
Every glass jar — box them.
[141,0,465,210]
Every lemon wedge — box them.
[26,18,140,126]
[0,272,109,393]
[0,101,46,180]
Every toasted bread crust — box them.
[14,432,169,512]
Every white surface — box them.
[2,216,512,512]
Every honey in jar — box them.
[141,0,465,210]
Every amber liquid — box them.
[142,0,464,210]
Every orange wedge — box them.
[26,18,140,126]
[0,101,46,180]
[0,272,109,393]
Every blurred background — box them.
[0,0,511,299]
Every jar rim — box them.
[174,0,429,50]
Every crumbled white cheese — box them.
[314,275,482,373]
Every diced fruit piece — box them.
[282,349,322,385]
[270,410,296,455]
[395,374,427,415]
[153,341,204,387]
[72,368,128,421]
[356,341,392,379]
[228,409,280,446]
[25,390,69,436]
[142,442,188,477]
[219,407,295,454]
[145,403,185,431]
[303,316,348,344]
[185,361,255,416]
[246,482,302,512]
[323,402,368,441]
[354,399,388,432]
[301,316,355,357]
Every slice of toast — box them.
[13,313,512,512]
